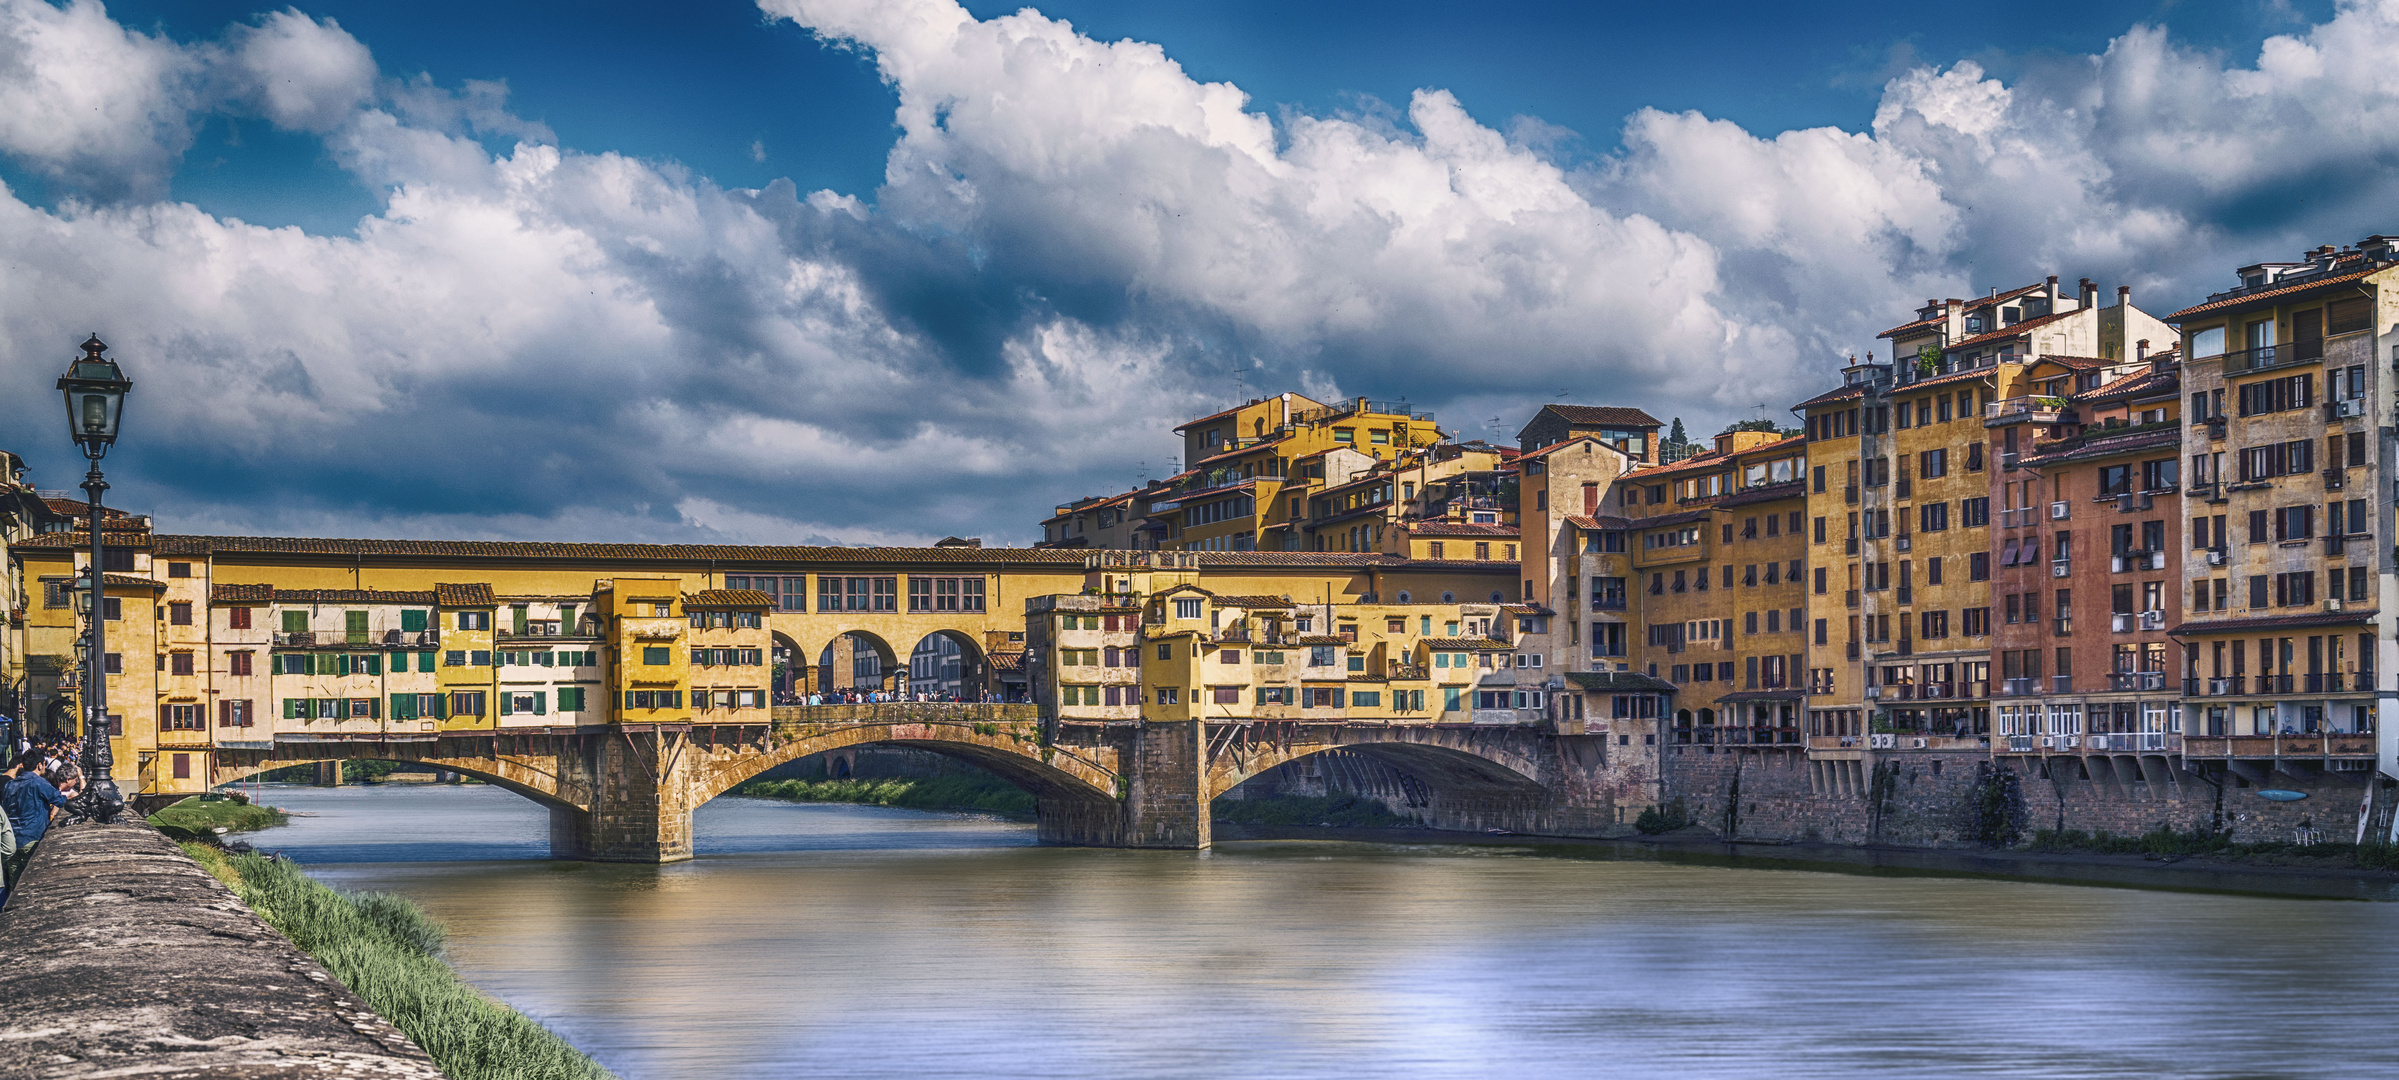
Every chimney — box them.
[2116,284,2130,310]
[2079,278,2096,308]
[2136,339,2148,362]
[2045,275,2060,307]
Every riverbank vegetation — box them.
[2027,826,2399,871]
[736,775,1036,819]
[1211,794,1416,829]
[147,794,287,841]
[182,842,616,1080]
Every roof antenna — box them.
[1231,364,1254,405]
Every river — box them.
[251,782,2399,1079]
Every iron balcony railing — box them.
[2221,339,2322,373]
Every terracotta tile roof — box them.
[1876,315,1941,340]
[2073,368,2179,403]
[1641,449,1726,477]
[16,531,154,550]
[1297,635,1349,645]
[101,573,164,589]
[259,588,440,605]
[2166,265,2381,320]
[1514,436,1637,463]
[1715,689,1806,703]
[435,583,496,607]
[94,534,1094,567]
[1630,508,1714,529]
[2169,609,2375,636]
[1716,480,1808,509]
[2014,425,2181,468]
[1195,438,1288,465]
[1897,366,2006,393]
[1793,383,1867,409]
[1943,308,2076,352]
[2034,354,2111,370]
[209,583,274,604]
[1533,404,1663,428]
[687,589,774,608]
[1421,637,1513,650]
[1210,595,1293,609]
[1407,522,1519,538]
[1173,403,1250,432]
[1564,515,1632,530]
[987,651,1025,672]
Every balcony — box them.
[1894,536,1913,554]
[1984,397,2077,425]
[1895,586,1912,606]
[2188,480,2223,502]
[2109,551,2164,573]
[1998,678,2040,696]
[1844,537,1859,555]
[2085,732,2172,752]
[2324,469,2347,493]
[2221,339,2321,374]
[2107,671,2169,692]
[2183,733,2376,759]
[1591,596,1627,612]
[2205,416,2227,441]
[2051,675,2074,693]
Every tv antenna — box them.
[1231,364,1255,404]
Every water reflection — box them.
[258,784,2399,1080]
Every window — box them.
[643,646,670,665]
[168,601,192,626]
[170,652,194,676]
[2236,375,2313,416]
[819,576,897,612]
[1919,503,1948,532]
[1174,598,1204,619]
[1212,686,1244,704]
[2237,439,2314,481]
[456,610,490,630]
[908,576,988,612]
[1156,686,1180,705]
[1968,552,1990,581]
[1920,449,1948,478]
[625,690,680,710]
[450,691,487,716]
[1960,498,1989,527]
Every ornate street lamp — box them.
[57,334,130,822]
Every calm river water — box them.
[252,783,2399,1080]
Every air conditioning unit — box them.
[2336,400,2364,419]
[2051,560,2071,578]
[1895,536,1913,552]
[1864,686,1882,699]
[1911,737,1929,749]
[2146,551,2166,571]
[2327,599,2345,612]
[2139,610,2166,630]
[1869,732,1895,748]
[2205,548,2227,566]
[2050,501,2071,520]
[2039,736,2056,749]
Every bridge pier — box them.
[549,727,695,863]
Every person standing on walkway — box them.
[2,751,79,899]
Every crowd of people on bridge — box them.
[0,736,86,907]
[781,687,1030,706]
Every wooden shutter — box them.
[533,691,546,715]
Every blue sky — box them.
[0,0,2382,544]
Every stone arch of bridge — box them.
[688,722,1120,815]
[1204,729,1545,802]
[211,748,589,813]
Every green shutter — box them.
[559,605,577,631]
[282,610,307,633]
[419,650,436,672]
[346,610,368,644]
[533,691,546,715]
[368,697,382,719]
[401,609,426,632]
[364,654,381,676]
[434,694,449,720]
[512,605,529,635]
[499,693,512,716]
[391,694,413,720]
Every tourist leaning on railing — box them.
[0,750,80,906]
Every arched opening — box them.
[1210,740,1545,830]
[213,754,580,817]
[771,632,801,704]
[817,631,900,698]
[906,630,989,701]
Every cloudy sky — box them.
[0,0,2386,545]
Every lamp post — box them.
[58,334,130,823]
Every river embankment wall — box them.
[0,821,442,1079]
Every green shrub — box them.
[1634,799,1692,835]
[203,847,614,1080]
[734,775,1037,819]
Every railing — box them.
[1844,537,1859,555]
[2108,671,2168,692]
[2086,732,2170,752]
[1845,589,1859,609]
[2050,675,2073,693]
[2052,617,2073,636]
[1999,677,2039,696]
[2182,733,2377,758]
[1591,596,1627,612]
[2324,469,2347,493]
[1895,586,1912,605]
[769,703,1041,725]
[2221,339,2321,373]
[1984,397,2077,425]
